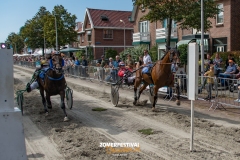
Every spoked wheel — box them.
[110,84,119,107]
[149,85,155,104]
[17,93,24,115]
[66,87,73,109]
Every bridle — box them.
[157,49,180,65]
[51,54,63,74]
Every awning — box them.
[132,41,150,46]
[177,40,191,46]
[60,47,81,53]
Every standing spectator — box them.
[112,55,121,82]
[225,53,236,69]
[108,57,113,68]
[81,55,88,77]
[203,53,214,87]
[99,55,106,81]
[204,66,215,100]
[125,54,134,71]
[204,53,213,72]
[74,57,80,76]
[165,63,178,99]
[213,53,223,77]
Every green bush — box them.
[105,49,118,59]
[178,44,188,65]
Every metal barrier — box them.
[14,61,240,110]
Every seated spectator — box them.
[219,59,237,86]
[225,53,236,69]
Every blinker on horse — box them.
[133,46,181,111]
[37,54,68,121]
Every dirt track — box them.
[14,66,240,160]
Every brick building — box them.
[72,8,133,59]
[131,0,240,58]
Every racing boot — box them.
[26,83,31,93]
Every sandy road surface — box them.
[14,66,240,160]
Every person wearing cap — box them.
[225,53,235,69]
[219,59,237,86]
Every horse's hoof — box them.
[176,100,180,106]
[45,112,49,116]
[133,101,137,106]
[64,117,69,122]
[152,108,155,112]
[47,105,52,109]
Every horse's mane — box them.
[160,47,179,61]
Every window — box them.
[217,46,224,52]
[87,31,92,42]
[103,29,113,39]
[139,21,149,33]
[77,35,80,41]
[216,4,223,24]
[88,35,92,42]
[212,37,227,53]
[81,34,84,43]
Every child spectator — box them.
[204,66,215,100]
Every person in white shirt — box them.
[143,49,152,66]
[142,49,153,74]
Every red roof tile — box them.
[88,8,133,28]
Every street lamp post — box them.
[54,15,58,52]
[120,19,125,54]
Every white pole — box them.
[55,15,58,52]
[201,0,204,84]
[190,100,194,151]
[120,19,125,54]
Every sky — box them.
[0,0,134,42]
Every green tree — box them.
[21,6,51,53]
[5,32,25,54]
[44,5,77,50]
[149,45,158,62]
[21,5,77,53]
[133,0,220,47]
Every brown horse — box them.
[37,54,68,121]
[133,47,181,111]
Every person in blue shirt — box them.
[81,55,88,77]
[111,55,121,82]
[219,59,237,86]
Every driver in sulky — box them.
[26,52,64,92]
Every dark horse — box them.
[37,54,68,121]
[133,47,181,111]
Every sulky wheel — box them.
[66,87,73,109]
[17,93,24,115]
[110,84,119,107]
